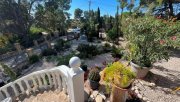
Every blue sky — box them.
[68,0,140,19]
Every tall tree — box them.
[74,8,83,20]
[35,0,71,32]
[127,0,134,14]
[139,0,180,17]
[97,7,102,28]
[117,0,128,21]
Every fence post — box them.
[68,57,84,102]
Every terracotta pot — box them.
[110,85,129,102]
[130,61,151,79]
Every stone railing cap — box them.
[69,57,81,69]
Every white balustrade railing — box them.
[0,57,84,102]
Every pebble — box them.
[149,83,155,87]
[26,90,30,96]
[142,97,148,101]
[134,86,138,90]
[95,95,103,102]
[99,92,106,100]
[137,94,142,99]
[92,91,99,97]
[135,90,139,94]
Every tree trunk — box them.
[168,0,174,16]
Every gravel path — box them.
[135,49,180,102]
[23,90,68,102]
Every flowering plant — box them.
[101,62,136,88]
[124,16,180,67]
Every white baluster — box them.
[52,71,57,88]
[41,73,48,89]
[62,77,67,94]
[11,84,19,96]
[36,75,43,88]
[24,79,31,91]
[47,73,53,88]
[0,91,5,101]
[31,76,38,92]
[2,88,10,98]
[17,81,25,94]
[55,71,62,91]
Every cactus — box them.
[88,68,100,82]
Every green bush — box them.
[111,46,124,59]
[29,55,39,64]
[42,49,57,56]
[124,16,180,67]
[77,44,99,58]
[54,39,65,52]
[0,63,16,81]
[29,27,45,40]
[56,53,75,66]
[54,39,70,52]
[64,42,71,49]
[103,43,112,53]
[107,28,119,43]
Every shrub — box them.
[64,42,71,49]
[29,55,39,64]
[107,28,119,43]
[124,16,180,67]
[103,43,112,53]
[42,49,57,56]
[0,63,16,81]
[56,53,75,66]
[111,46,124,59]
[77,44,99,58]
[29,27,45,40]
[102,62,136,89]
[54,39,70,52]
[54,39,65,52]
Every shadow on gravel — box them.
[144,66,180,89]
[170,49,180,58]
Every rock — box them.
[90,94,95,99]
[134,86,138,90]
[131,87,135,91]
[135,90,139,94]
[99,92,106,100]
[137,94,142,99]
[88,96,95,102]
[26,90,30,96]
[149,83,155,87]
[92,91,99,97]
[142,97,148,101]
[95,95,103,102]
